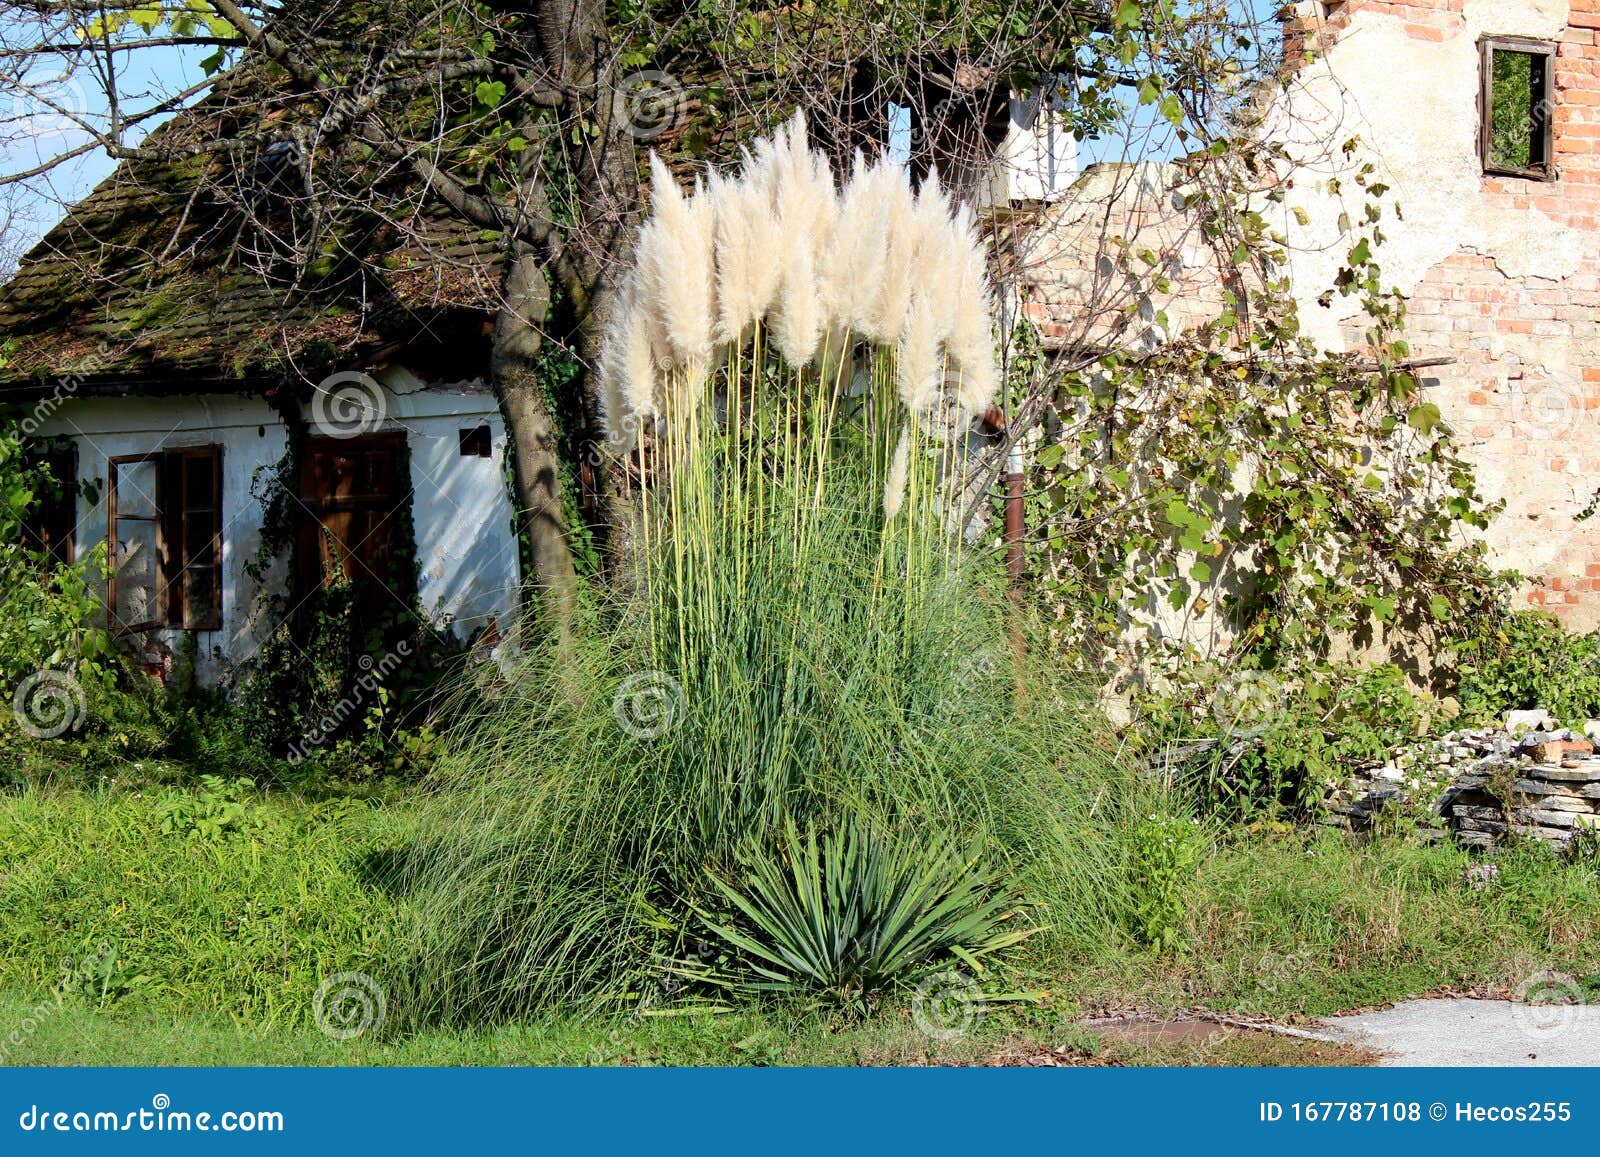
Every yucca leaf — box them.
[681,813,1030,1005]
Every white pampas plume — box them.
[710,165,782,344]
[947,206,999,413]
[765,111,836,365]
[953,354,998,414]
[639,153,716,371]
[883,427,911,519]
[771,228,824,366]
[908,273,960,417]
[621,303,662,424]
[707,170,753,344]
[763,111,832,226]
[822,152,885,332]
[868,163,920,343]
[597,276,661,448]
[898,295,941,413]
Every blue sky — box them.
[1,19,212,252]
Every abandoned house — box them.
[13,0,1600,688]
[0,67,521,684]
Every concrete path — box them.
[1322,998,1600,1066]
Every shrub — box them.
[1453,610,1600,725]
[1141,661,1435,823]
[1128,812,1205,956]
[0,428,115,719]
[403,121,1149,1023]
[401,494,1140,1021]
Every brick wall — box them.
[1306,0,1600,626]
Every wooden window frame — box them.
[107,446,223,634]
[1480,36,1557,181]
[21,442,78,569]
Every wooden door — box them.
[294,432,411,621]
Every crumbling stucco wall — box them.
[1015,161,1226,351]
[1279,0,1600,627]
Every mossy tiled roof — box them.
[0,63,504,397]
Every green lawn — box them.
[0,785,1594,1067]
[0,993,1378,1067]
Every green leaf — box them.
[475,80,507,109]
[1406,402,1441,434]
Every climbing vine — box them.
[1008,20,1511,701]
[231,408,457,778]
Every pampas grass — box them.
[600,112,999,444]
[635,155,716,373]
[402,465,1147,1022]
[400,114,1139,1027]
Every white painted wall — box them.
[374,368,522,644]
[32,393,288,683]
[998,87,1079,203]
[30,372,520,683]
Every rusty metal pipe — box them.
[1004,439,1025,588]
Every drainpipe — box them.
[1003,435,1027,665]
[1004,438,1026,588]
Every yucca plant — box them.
[679,816,1035,1011]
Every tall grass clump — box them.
[403,114,1148,1024]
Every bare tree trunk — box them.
[523,0,642,574]
[491,248,578,621]
[484,0,638,619]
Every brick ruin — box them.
[1018,0,1600,631]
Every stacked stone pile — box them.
[1325,710,1600,848]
